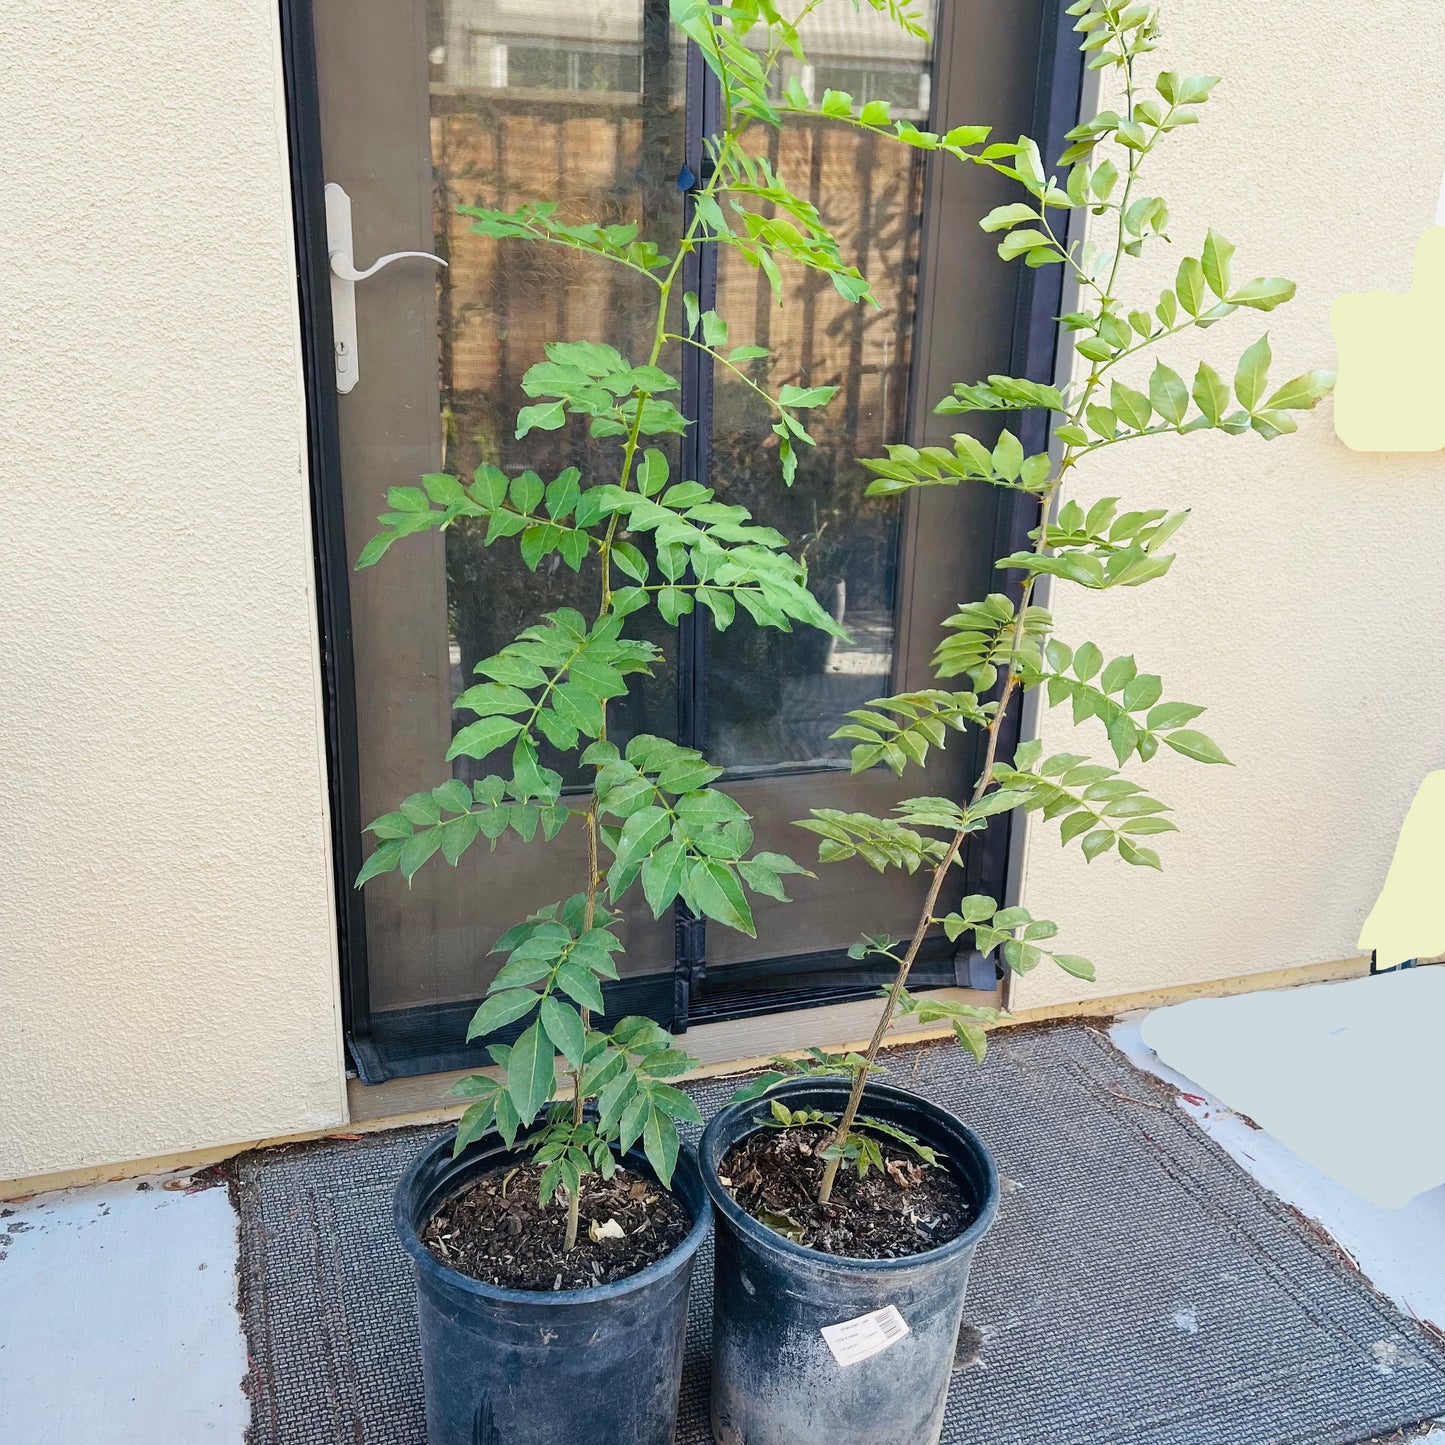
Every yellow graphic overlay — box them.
[1331,228,1445,452]
[1358,770,1445,969]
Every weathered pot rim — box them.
[699,1077,999,1273]
[394,1126,713,1308]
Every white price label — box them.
[820,1305,910,1366]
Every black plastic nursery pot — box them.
[700,1078,1000,1445]
[394,1125,713,1445]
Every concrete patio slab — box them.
[0,1171,249,1445]
[1137,969,1445,1208]
[1113,1010,1445,1335]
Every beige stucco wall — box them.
[0,0,347,1180]
[1015,0,1445,1008]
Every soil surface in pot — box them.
[719,1124,974,1259]
[420,1161,691,1291]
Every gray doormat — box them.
[234,1024,1445,1445]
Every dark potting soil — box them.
[419,1160,691,1291]
[718,1124,974,1259]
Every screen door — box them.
[299,0,1073,1079]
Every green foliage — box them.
[833,690,993,776]
[796,809,952,873]
[471,896,623,1036]
[893,988,1006,1062]
[758,1099,942,1176]
[935,375,1067,416]
[459,201,672,278]
[590,464,844,633]
[696,145,876,309]
[727,1047,886,1104]
[861,426,1053,498]
[676,290,835,484]
[998,500,1186,590]
[355,463,595,572]
[1022,628,1225,766]
[455,610,658,759]
[515,342,686,441]
[780,0,1335,1198]
[988,738,1178,871]
[357,770,572,887]
[932,593,1051,692]
[355,0,959,1235]
[586,734,813,936]
[776,71,991,161]
[927,891,1098,980]
[357,0,1331,1218]
[579,1015,705,1198]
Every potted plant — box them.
[696,2,1336,1443]
[352,1,930,1438]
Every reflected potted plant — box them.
[694,2,1335,1443]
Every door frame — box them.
[279,0,380,1077]
[277,0,1085,1083]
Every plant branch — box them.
[664,332,777,411]
[816,58,1164,1198]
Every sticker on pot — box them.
[820,1305,910,1366]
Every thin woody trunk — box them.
[816,497,1058,1205]
[816,29,1150,1207]
[565,788,603,1253]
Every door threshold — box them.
[346,984,1001,1125]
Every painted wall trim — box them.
[0,952,1372,1200]
[351,953,1369,1125]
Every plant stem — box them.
[665,332,779,412]
[563,803,602,1254]
[817,40,1149,1202]
[813,594,1035,1201]
[564,1150,582,1251]
[816,841,963,1202]
[560,124,746,1250]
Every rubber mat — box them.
[235,1024,1445,1444]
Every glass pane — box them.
[705,0,937,773]
[430,0,685,788]
[318,0,690,1032]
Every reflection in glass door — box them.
[704,27,934,775]
[306,0,1067,1079]
[431,0,684,784]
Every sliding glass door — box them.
[295,0,1076,1080]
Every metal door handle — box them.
[324,181,447,394]
[328,248,446,284]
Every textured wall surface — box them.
[0,0,346,1179]
[1015,0,1445,1008]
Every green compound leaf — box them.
[539,996,587,1070]
[688,859,756,937]
[505,1020,557,1126]
[642,1106,681,1188]
[466,989,541,1043]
